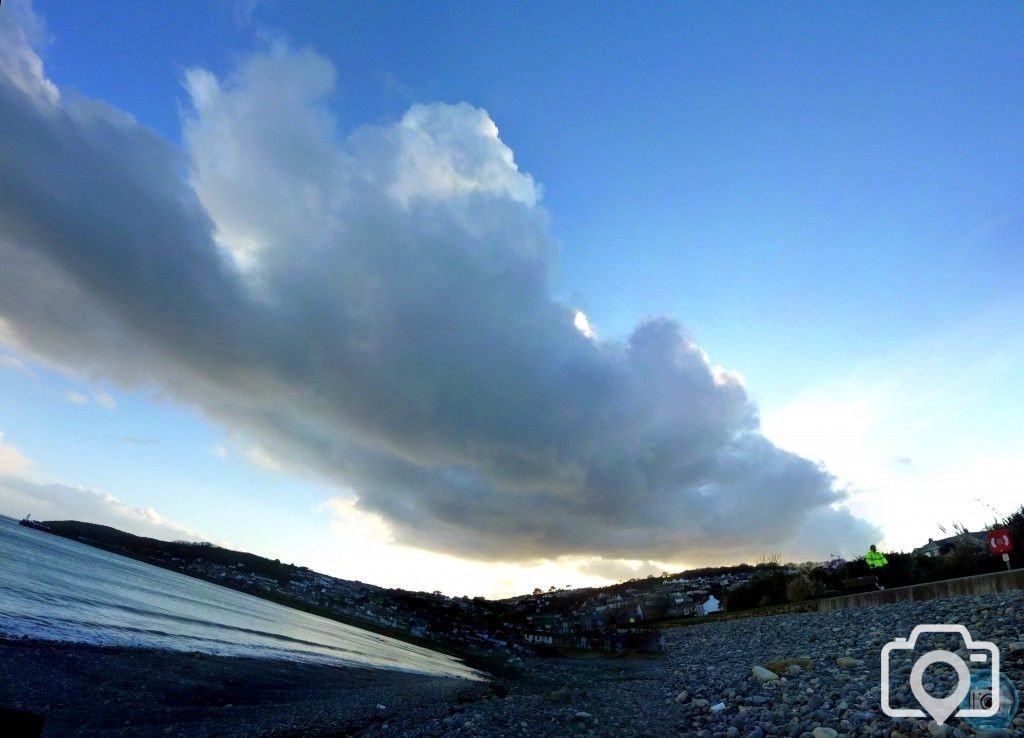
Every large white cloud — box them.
[0,2,878,563]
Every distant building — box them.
[667,592,699,617]
[702,595,721,615]
[912,531,987,558]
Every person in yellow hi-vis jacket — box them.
[866,544,889,588]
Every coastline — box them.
[12,519,500,670]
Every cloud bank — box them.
[0,432,32,477]
[0,430,198,540]
[0,2,877,564]
[0,476,201,542]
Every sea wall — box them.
[815,567,1024,611]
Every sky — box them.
[0,0,1021,598]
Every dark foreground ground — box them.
[5,590,1024,737]
[0,638,493,737]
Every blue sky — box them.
[0,1,1021,596]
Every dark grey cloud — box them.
[0,3,879,563]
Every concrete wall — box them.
[815,568,1024,612]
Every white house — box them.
[702,595,721,615]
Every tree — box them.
[757,552,782,567]
[1003,504,1024,543]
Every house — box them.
[912,531,987,558]
[579,609,607,633]
[526,613,577,635]
[702,595,721,615]
[579,599,645,631]
[665,592,701,618]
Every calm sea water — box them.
[0,516,481,680]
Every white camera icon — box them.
[881,624,1000,724]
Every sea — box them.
[0,516,481,680]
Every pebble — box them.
[752,666,779,683]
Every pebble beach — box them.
[375,590,1024,737]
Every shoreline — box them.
[13,519,511,676]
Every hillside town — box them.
[18,520,750,659]
[504,570,738,646]
[114,532,753,656]
[21,516,1017,664]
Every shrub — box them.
[725,569,789,611]
[786,574,822,602]
[1005,505,1024,536]
[785,563,825,602]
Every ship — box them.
[18,514,50,532]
